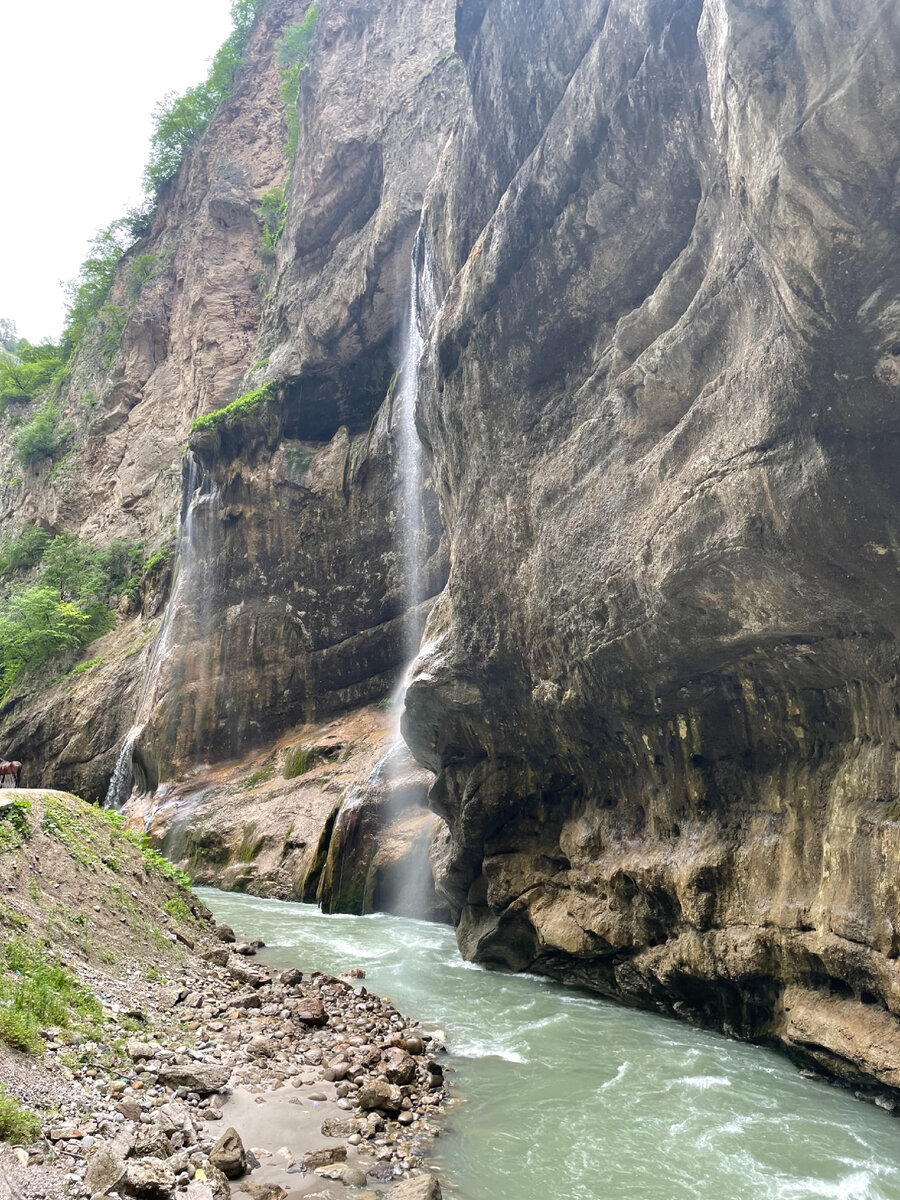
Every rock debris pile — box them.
[6,925,446,1200]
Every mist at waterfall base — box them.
[196,888,900,1200]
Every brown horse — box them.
[0,761,21,787]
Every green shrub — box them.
[97,303,127,367]
[0,525,51,576]
[0,533,145,698]
[126,254,159,304]
[277,5,318,162]
[0,800,31,854]
[163,896,191,922]
[13,400,74,466]
[141,543,174,578]
[0,1086,41,1143]
[190,380,277,434]
[259,185,287,262]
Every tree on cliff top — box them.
[143,0,266,195]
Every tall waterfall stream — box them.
[196,889,900,1200]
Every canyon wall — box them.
[404,0,900,1094]
[2,0,900,1094]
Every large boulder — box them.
[157,1064,231,1094]
[209,1126,246,1179]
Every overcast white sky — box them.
[1,0,236,344]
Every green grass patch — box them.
[163,896,191,922]
[236,826,265,863]
[0,901,27,931]
[0,1085,41,1143]
[0,800,31,854]
[284,745,318,779]
[240,762,276,791]
[0,938,103,1054]
[68,656,105,678]
[189,380,277,435]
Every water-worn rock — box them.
[304,1145,347,1169]
[321,1118,359,1138]
[293,996,328,1026]
[386,1176,442,1200]
[383,1049,417,1086]
[356,1079,403,1114]
[209,1127,246,1179]
[244,1184,288,1200]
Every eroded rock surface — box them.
[404,0,900,1092]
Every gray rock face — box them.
[404,0,900,1092]
[123,1156,177,1199]
[386,1176,442,1200]
[156,1064,231,1095]
[84,1145,127,1196]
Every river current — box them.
[194,889,900,1200]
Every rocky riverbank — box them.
[0,791,447,1200]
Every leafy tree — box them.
[0,342,65,410]
[0,533,146,698]
[0,319,18,354]
[60,221,134,359]
[143,0,265,196]
[0,526,51,577]
[0,588,94,695]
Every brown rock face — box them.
[318,741,448,919]
[403,0,900,1093]
[125,0,459,784]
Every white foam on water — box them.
[777,1169,876,1200]
[452,1038,527,1064]
[599,1061,630,1090]
[675,1074,733,1090]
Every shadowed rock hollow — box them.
[403,0,900,1093]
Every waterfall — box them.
[323,228,442,918]
[381,230,440,913]
[104,452,209,808]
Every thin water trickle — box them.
[105,453,212,808]
[196,889,900,1200]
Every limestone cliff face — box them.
[2,0,458,797]
[131,0,458,783]
[404,0,900,1094]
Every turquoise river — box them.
[195,889,900,1200]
